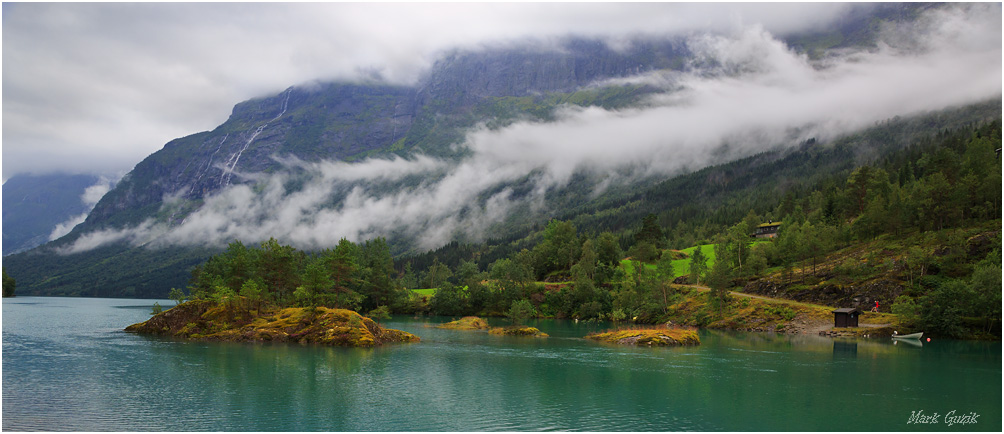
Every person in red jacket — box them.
[872,300,879,312]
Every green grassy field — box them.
[672,244,716,277]
[620,244,717,279]
[411,288,437,297]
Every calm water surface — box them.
[2,296,1001,431]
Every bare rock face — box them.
[126,300,419,347]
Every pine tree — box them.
[688,246,708,285]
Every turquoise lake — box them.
[2,296,1001,431]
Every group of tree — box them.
[185,237,410,314]
[416,215,688,323]
[3,267,15,297]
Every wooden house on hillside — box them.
[752,221,782,238]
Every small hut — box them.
[832,308,862,328]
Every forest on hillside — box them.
[183,120,1001,339]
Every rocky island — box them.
[436,316,490,330]
[586,327,700,346]
[125,300,419,347]
[436,316,548,337]
[488,325,549,337]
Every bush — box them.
[368,305,392,320]
[578,302,604,320]
[293,286,315,307]
[919,280,972,338]
[891,295,920,325]
[168,288,187,306]
[507,299,537,325]
[764,304,796,321]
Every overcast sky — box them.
[1,2,871,181]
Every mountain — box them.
[76,39,687,234]
[2,173,102,255]
[4,3,998,299]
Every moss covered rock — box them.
[488,325,549,337]
[436,316,490,330]
[125,300,419,347]
[586,327,700,346]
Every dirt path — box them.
[679,284,830,308]
[676,283,894,334]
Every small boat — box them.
[892,331,923,340]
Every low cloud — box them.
[56,4,1001,255]
[48,176,116,241]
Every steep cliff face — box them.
[84,83,419,231]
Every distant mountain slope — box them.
[2,173,100,255]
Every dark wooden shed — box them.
[832,308,862,328]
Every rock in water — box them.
[436,316,490,330]
[586,327,699,346]
[125,300,419,347]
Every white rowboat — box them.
[892,332,923,340]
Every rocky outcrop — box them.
[586,327,699,346]
[488,325,549,337]
[125,300,419,347]
[435,316,547,337]
[436,316,490,330]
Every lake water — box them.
[2,296,1000,431]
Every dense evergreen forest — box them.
[184,119,1001,339]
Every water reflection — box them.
[833,339,858,358]
[893,338,924,348]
